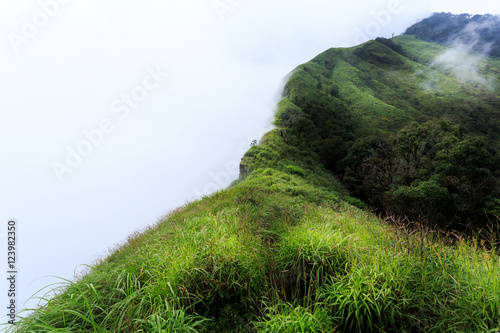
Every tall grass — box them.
[7,178,500,331]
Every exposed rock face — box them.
[239,162,248,180]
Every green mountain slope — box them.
[283,35,500,140]
[9,37,500,332]
[272,35,500,227]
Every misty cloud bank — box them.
[407,13,500,90]
[434,15,499,89]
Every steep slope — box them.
[271,35,500,227]
[279,35,500,144]
[9,37,500,333]
[10,132,500,332]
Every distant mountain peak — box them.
[404,12,500,57]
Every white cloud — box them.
[430,0,500,15]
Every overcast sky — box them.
[1,0,499,322]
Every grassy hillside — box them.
[275,35,500,227]
[9,133,500,332]
[282,35,500,144]
[8,37,500,332]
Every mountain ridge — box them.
[262,34,499,227]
